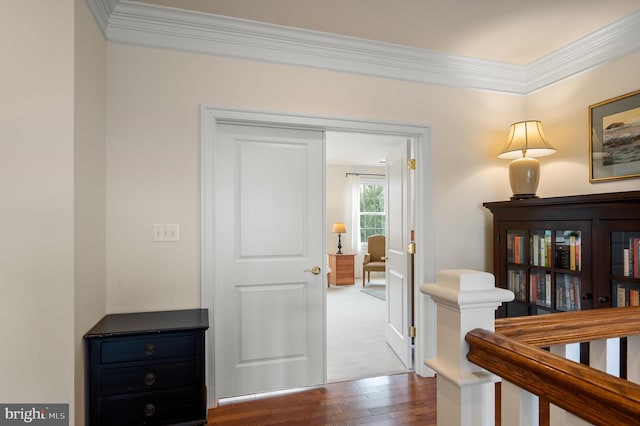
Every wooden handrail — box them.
[466,328,640,426]
[495,306,640,347]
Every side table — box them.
[328,253,356,286]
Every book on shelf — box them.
[622,237,640,278]
[617,287,627,307]
[632,238,640,278]
[530,273,538,304]
[545,273,551,306]
[631,289,640,307]
[575,235,581,271]
[532,234,540,266]
[512,236,525,264]
[624,249,630,276]
[544,230,551,267]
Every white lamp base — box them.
[509,157,540,200]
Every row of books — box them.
[507,235,527,265]
[529,272,551,307]
[507,269,526,302]
[508,231,582,271]
[507,270,582,310]
[616,286,640,307]
[555,234,581,271]
[556,274,582,311]
[623,237,640,278]
[531,231,552,267]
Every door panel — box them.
[385,141,413,368]
[214,123,324,398]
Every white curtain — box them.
[347,173,361,256]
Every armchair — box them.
[362,234,386,286]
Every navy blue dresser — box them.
[85,309,209,425]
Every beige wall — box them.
[1,0,75,410]
[525,52,640,197]
[107,45,640,311]
[74,0,107,423]
[105,44,523,312]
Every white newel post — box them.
[421,269,514,426]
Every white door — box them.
[385,141,413,368]
[213,123,325,398]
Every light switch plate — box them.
[153,224,180,242]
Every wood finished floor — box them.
[207,373,548,425]
[207,373,436,425]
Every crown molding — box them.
[86,0,640,95]
[526,10,640,93]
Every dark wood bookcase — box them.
[484,191,640,319]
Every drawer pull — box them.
[144,343,155,356]
[144,403,156,417]
[144,372,156,386]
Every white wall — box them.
[74,0,107,423]
[1,0,75,412]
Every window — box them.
[359,181,386,243]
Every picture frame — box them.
[590,89,640,182]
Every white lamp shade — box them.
[498,121,556,159]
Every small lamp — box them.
[498,120,556,200]
[332,223,347,254]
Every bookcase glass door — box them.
[611,230,640,307]
[554,230,582,312]
[502,223,589,317]
[506,229,527,303]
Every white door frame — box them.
[201,106,437,407]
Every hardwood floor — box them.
[207,372,547,425]
[207,373,436,425]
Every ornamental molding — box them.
[85,0,640,95]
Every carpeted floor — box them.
[327,275,408,382]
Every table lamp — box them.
[498,120,556,200]
[332,223,347,254]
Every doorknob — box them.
[382,256,388,261]
[305,266,321,275]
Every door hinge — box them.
[409,326,416,338]
[407,242,416,254]
[407,159,416,170]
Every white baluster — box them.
[590,338,620,377]
[501,380,538,426]
[628,334,640,385]
[549,345,568,426]
[421,269,513,426]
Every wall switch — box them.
[166,224,180,241]
[153,224,180,242]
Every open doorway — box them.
[325,131,412,382]
[202,106,434,405]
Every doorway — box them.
[325,131,412,382]
[201,106,435,406]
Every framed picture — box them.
[590,89,640,182]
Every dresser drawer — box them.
[101,361,197,396]
[100,389,206,426]
[100,333,196,364]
